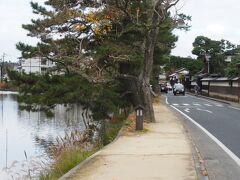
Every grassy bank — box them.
[40,117,125,180]
[40,148,96,180]
[102,117,125,145]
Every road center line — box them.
[165,96,240,167]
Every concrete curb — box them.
[161,96,209,180]
[187,130,210,180]
[59,125,125,180]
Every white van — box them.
[173,83,185,96]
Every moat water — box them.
[0,91,86,179]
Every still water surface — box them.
[0,92,85,178]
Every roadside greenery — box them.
[165,56,203,76]
[9,0,190,123]
[102,115,125,145]
[40,149,95,180]
[8,70,125,120]
[192,36,236,75]
[225,49,240,76]
[39,115,125,180]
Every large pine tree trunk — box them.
[139,0,163,123]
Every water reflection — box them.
[0,92,86,178]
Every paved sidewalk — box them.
[61,102,197,180]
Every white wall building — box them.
[225,55,232,62]
[19,57,55,74]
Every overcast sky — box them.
[0,0,240,62]
[173,0,240,57]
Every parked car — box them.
[173,83,185,96]
[160,83,168,93]
[166,83,172,91]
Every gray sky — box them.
[172,0,240,57]
[0,0,41,62]
[0,0,240,62]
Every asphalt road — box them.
[164,92,240,180]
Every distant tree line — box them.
[164,36,240,78]
[192,36,240,76]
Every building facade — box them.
[19,57,55,74]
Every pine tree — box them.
[96,0,190,122]
[10,0,190,122]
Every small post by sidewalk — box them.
[135,105,144,130]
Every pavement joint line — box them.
[166,99,240,167]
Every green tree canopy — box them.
[165,56,203,76]
[192,36,235,75]
[225,49,240,76]
[10,0,190,122]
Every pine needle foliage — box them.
[11,0,190,120]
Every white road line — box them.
[196,108,213,114]
[172,104,179,106]
[193,103,201,106]
[164,95,169,105]
[184,108,190,113]
[190,94,226,105]
[164,96,240,167]
[204,104,212,107]
[183,104,190,106]
[191,94,235,109]
[229,106,240,111]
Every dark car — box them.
[173,83,185,96]
[160,83,168,93]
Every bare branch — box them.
[109,55,130,62]
[166,0,180,11]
